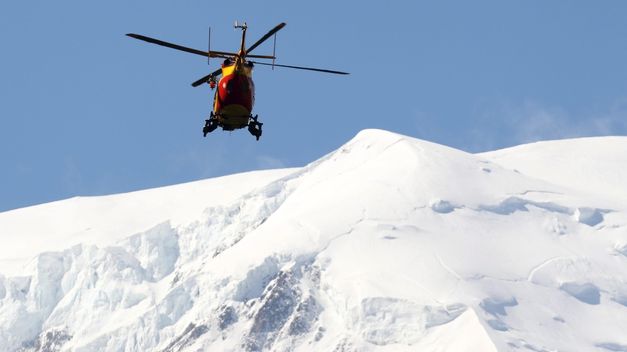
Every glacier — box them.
[1,129,626,351]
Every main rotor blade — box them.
[191,67,222,87]
[246,22,286,54]
[126,33,237,58]
[249,60,349,75]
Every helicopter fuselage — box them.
[212,61,255,131]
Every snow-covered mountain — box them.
[1,129,626,352]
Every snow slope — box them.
[0,169,295,276]
[0,130,626,352]
[479,137,627,202]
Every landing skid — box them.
[203,113,263,141]
[247,115,263,141]
[202,112,218,137]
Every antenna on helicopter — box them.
[207,27,211,66]
[272,32,277,70]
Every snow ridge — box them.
[1,129,626,351]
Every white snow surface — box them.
[0,129,626,352]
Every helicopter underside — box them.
[215,104,251,131]
[204,103,263,140]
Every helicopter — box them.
[127,22,348,140]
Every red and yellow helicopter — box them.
[127,22,348,140]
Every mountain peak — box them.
[1,130,626,351]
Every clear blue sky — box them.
[1,1,626,212]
